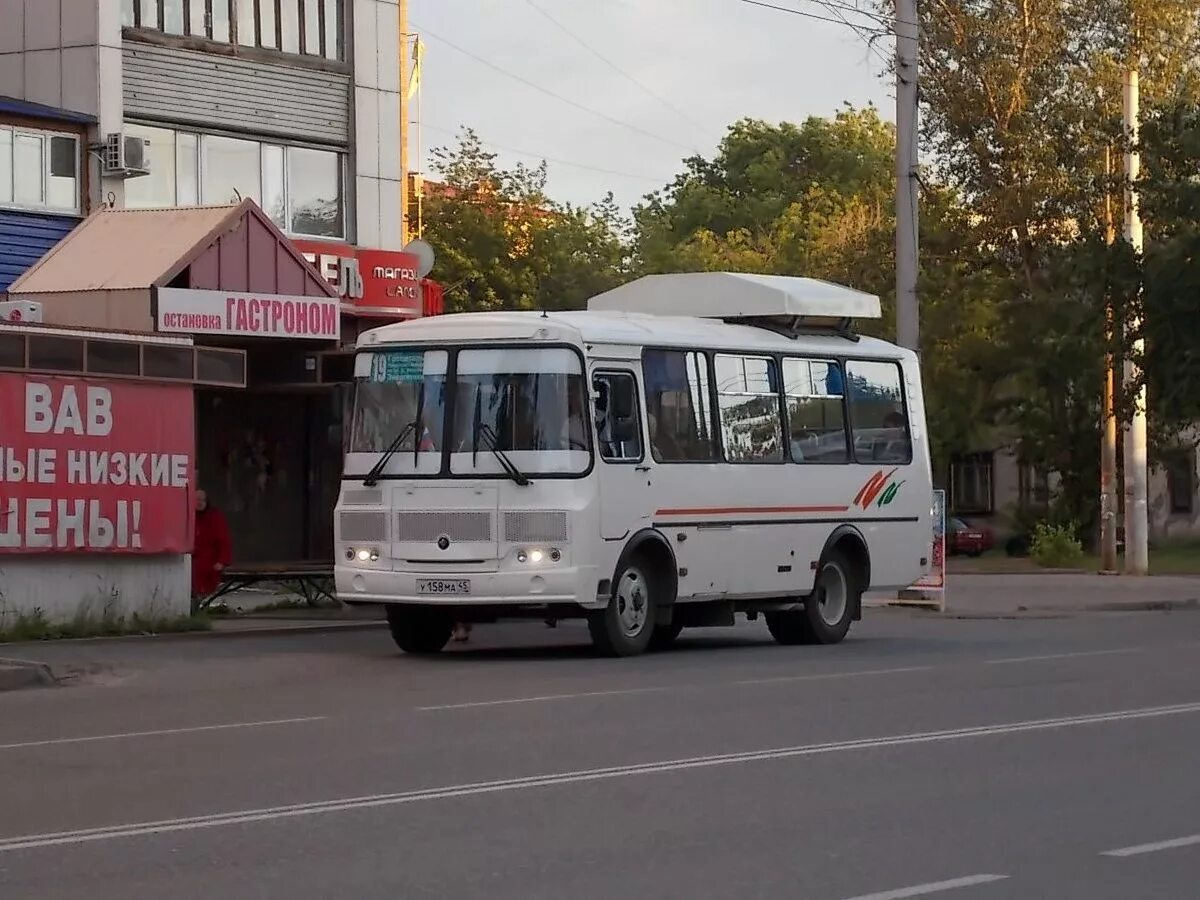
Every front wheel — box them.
[766,549,860,646]
[386,605,453,655]
[588,557,657,657]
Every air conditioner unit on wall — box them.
[101,133,152,179]
[0,300,43,324]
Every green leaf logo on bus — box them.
[854,469,905,510]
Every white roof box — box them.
[587,272,881,321]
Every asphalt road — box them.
[2,609,1199,900]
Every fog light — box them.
[517,550,528,563]
[356,548,372,562]
[345,548,355,561]
[549,549,562,562]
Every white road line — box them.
[2,701,1199,853]
[417,686,675,710]
[1101,833,1200,857]
[0,717,327,751]
[735,665,933,686]
[838,874,1009,900]
[985,648,1143,665]
[419,666,933,710]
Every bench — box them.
[199,561,336,610]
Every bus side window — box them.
[593,372,643,462]
[846,359,912,464]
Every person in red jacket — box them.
[192,488,233,600]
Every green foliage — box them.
[422,128,629,313]
[1029,521,1085,568]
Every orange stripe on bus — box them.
[655,505,850,516]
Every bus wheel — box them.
[649,622,684,651]
[386,605,453,655]
[766,549,859,646]
[589,557,657,657]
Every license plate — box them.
[417,578,471,595]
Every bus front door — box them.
[592,368,652,541]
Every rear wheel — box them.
[766,549,860,646]
[588,556,658,657]
[386,605,453,655]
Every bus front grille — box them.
[339,511,388,542]
[504,511,569,544]
[396,511,493,544]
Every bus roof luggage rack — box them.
[586,272,880,341]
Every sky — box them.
[408,0,894,211]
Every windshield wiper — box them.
[361,422,414,487]
[469,385,530,486]
[479,423,530,486]
[363,385,427,487]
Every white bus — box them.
[335,273,932,656]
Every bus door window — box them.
[593,372,642,462]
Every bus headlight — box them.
[516,548,560,564]
[346,547,380,562]
[529,549,545,564]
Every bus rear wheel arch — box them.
[766,541,867,646]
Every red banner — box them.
[0,375,194,554]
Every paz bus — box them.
[335,273,932,656]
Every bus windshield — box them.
[349,346,590,478]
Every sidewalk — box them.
[871,572,1200,617]
[205,604,386,635]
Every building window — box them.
[1166,452,1196,515]
[0,127,80,214]
[846,359,912,464]
[123,0,343,61]
[124,124,344,239]
[1018,464,1050,509]
[783,358,848,463]
[714,354,784,463]
[951,452,994,515]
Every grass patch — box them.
[0,607,212,643]
[949,538,1200,575]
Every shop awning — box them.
[8,200,336,298]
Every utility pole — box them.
[895,0,920,352]
[399,0,411,247]
[1122,65,1149,575]
[1100,146,1119,573]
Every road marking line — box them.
[1101,833,1200,857]
[985,648,1143,665]
[735,665,932,686]
[417,686,675,710]
[838,874,1009,900]
[2,701,1199,853]
[0,717,327,752]
[418,666,932,710]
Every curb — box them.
[0,620,389,649]
[0,658,57,691]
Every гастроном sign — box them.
[157,288,340,340]
[0,375,194,553]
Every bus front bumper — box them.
[335,564,604,609]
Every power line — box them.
[803,0,893,67]
[738,0,889,34]
[412,21,697,155]
[421,123,676,184]
[521,0,710,139]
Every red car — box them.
[948,517,995,557]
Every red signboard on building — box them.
[292,240,426,317]
[0,375,194,554]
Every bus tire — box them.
[649,622,684,651]
[589,555,658,657]
[766,548,859,646]
[386,605,453,655]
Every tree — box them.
[422,129,628,313]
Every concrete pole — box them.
[895,0,919,352]
[1122,67,1149,575]
[399,0,411,247]
[1100,146,1119,573]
